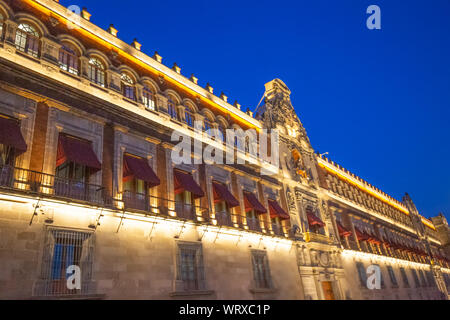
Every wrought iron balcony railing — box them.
[121,190,210,223]
[246,217,262,232]
[0,165,111,207]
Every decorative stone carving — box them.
[255,79,311,148]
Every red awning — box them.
[212,181,239,208]
[354,227,369,241]
[0,117,27,155]
[56,134,101,171]
[173,169,205,199]
[307,212,325,228]
[244,192,267,214]
[123,154,160,188]
[336,221,352,237]
[268,199,290,220]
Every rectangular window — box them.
[387,266,398,287]
[36,228,95,296]
[400,267,409,287]
[143,89,155,110]
[425,271,435,287]
[168,103,177,120]
[176,242,205,292]
[251,250,272,289]
[418,269,427,287]
[410,269,420,288]
[356,262,367,287]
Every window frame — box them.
[251,250,273,290]
[88,57,106,87]
[15,23,40,58]
[175,242,206,292]
[387,266,398,287]
[121,73,136,101]
[59,44,79,75]
[142,86,156,110]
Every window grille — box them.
[425,271,435,287]
[399,267,409,287]
[387,266,398,286]
[418,270,427,287]
[176,242,206,292]
[251,250,273,289]
[34,227,95,297]
[411,269,420,288]
[356,262,367,286]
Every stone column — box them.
[155,93,168,114]
[3,20,17,45]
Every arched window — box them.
[121,73,136,100]
[59,43,79,75]
[203,112,214,135]
[167,95,178,120]
[217,122,226,142]
[184,105,194,127]
[88,57,105,87]
[142,85,156,110]
[15,23,40,58]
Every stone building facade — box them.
[0,0,449,300]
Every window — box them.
[184,107,194,127]
[175,190,195,219]
[142,86,156,110]
[88,58,105,87]
[251,250,272,289]
[15,23,40,58]
[59,44,79,75]
[399,267,409,287]
[411,269,420,288]
[203,119,212,133]
[425,271,435,287]
[0,143,15,167]
[36,228,94,296]
[356,262,367,287]
[387,266,398,287]
[167,96,178,120]
[217,124,225,142]
[246,209,260,231]
[271,216,283,235]
[176,242,205,292]
[121,73,135,100]
[214,200,229,215]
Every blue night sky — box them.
[60,0,450,219]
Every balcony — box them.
[246,217,262,232]
[271,223,284,237]
[122,191,209,222]
[304,231,331,244]
[175,203,197,220]
[0,165,110,207]
[122,190,149,211]
[0,165,296,240]
[215,211,234,227]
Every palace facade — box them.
[0,0,449,300]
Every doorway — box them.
[321,281,335,300]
